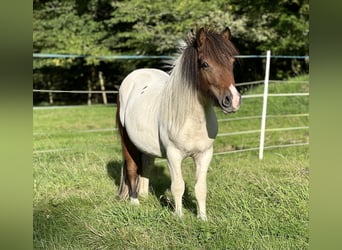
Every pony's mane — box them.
[160,28,238,132]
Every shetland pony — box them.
[116,27,241,220]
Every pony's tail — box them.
[118,161,130,200]
[116,94,130,200]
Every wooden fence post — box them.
[48,80,54,104]
[87,80,92,106]
[99,71,107,105]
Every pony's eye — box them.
[201,61,209,69]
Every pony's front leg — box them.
[193,146,213,221]
[166,147,185,218]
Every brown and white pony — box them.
[116,27,241,220]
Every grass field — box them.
[33,75,309,249]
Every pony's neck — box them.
[160,58,212,132]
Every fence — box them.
[33,53,309,105]
[33,52,309,159]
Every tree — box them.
[33,0,115,105]
[33,0,112,67]
[33,0,309,105]
[228,0,308,54]
[227,0,309,78]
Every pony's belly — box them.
[125,116,163,157]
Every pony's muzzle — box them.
[221,87,241,113]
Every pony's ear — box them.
[196,27,206,48]
[222,27,232,41]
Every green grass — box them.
[33,75,309,249]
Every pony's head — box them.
[182,27,241,113]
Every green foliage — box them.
[33,0,111,67]
[106,0,236,54]
[34,0,309,58]
[229,0,309,55]
[33,0,309,105]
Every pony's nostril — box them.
[222,95,231,108]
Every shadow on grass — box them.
[105,159,197,215]
[105,160,122,188]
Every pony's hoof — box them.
[197,214,207,221]
[174,210,184,218]
[130,197,140,205]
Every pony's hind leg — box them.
[118,126,142,204]
[137,154,154,197]
[116,97,142,204]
